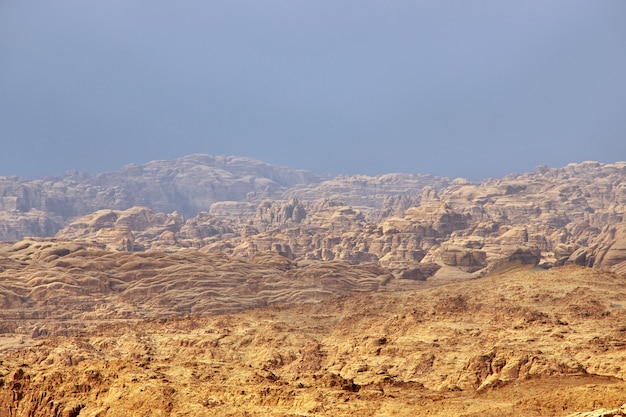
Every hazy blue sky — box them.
[1,1,625,180]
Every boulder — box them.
[440,244,487,272]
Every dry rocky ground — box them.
[1,256,626,416]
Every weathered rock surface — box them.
[591,223,626,275]
[2,264,626,416]
[3,157,626,278]
[0,154,321,240]
[0,239,395,325]
[2,157,626,416]
[567,404,626,417]
[284,172,450,211]
[49,160,626,278]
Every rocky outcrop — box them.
[0,209,61,240]
[5,157,626,278]
[0,154,321,240]
[0,239,396,323]
[439,243,487,272]
[567,404,626,417]
[284,173,450,210]
[53,162,626,277]
[2,264,626,416]
[591,223,626,274]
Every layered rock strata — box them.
[49,161,626,278]
[1,265,626,416]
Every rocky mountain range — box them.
[1,155,626,416]
[3,156,622,279]
[0,154,320,239]
[0,154,448,240]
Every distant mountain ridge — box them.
[0,154,320,239]
[48,160,626,278]
[0,153,450,240]
[1,155,626,279]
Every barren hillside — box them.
[1,264,626,416]
[1,157,626,416]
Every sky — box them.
[1,1,625,180]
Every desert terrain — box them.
[2,261,626,416]
[1,155,625,416]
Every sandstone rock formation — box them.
[0,239,397,328]
[1,264,626,416]
[2,157,626,416]
[0,154,321,240]
[3,157,625,278]
[567,404,626,417]
[48,160,626,280]
[284,172,450,211]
